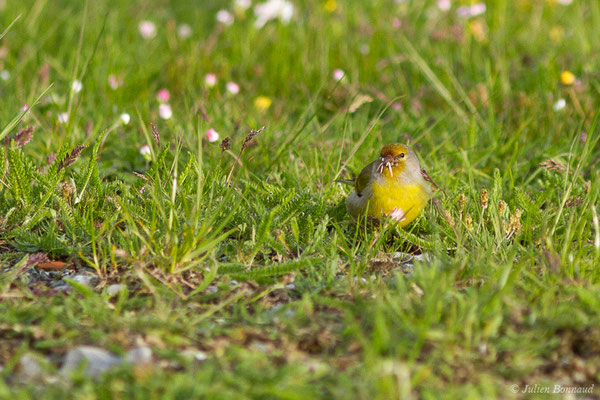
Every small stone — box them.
[17,354,44,382]
[124,346,152,366]
[206,285,218,294]
[60,346,121,378]
[69,274,96,287]
[106,284,125,296]
[181,349,208,362]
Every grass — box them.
[1,0,599,398]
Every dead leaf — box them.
[36,261,67,271]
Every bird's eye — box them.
[396,153,405,159]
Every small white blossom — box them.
[206,128,220,143]
[557,0,572,4]
[216,10,234,25]
[139,21,156,39]
[553,98,566,111]
[0,70,10,81]
[438,0,451,11]
[120,113,131,125]
[457,2,485,18]
[205,73,217,87]
[226,81,240,94]
[71,79,83,93]
[470,2,486,16]
[159,104,173,119]
[254,0,294,28]
[332,69,345,82]
[235,0,252,10]
[177,24,192,39]
[58,112,69,124]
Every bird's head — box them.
[376,143,419,179]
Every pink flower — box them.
[438,0,451,11]
[139,21,156,39]
[140,145,151,156]
[177,24,192,39]
[206,128,220,143]
[156,88,170,103]
[457,2,486,18]
[226,81,240,95]
[108,74,122,90]
[21,104,29,112]
[159,104,173,119]
[58,112,69,124]
[332,69,345,82]
[205,73,217,87]
[389,207,406,222]
[216,10,234,25]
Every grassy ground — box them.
[1,0,599,398]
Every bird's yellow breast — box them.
[369,180,429,227]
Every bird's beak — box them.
[377,155,395,177]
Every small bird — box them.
[342,143,436,227]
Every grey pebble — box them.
[17,354,44,382]
[68,274,97,287]
[124,346,152,366]
[106,284,125,296]
[60,346,121,378]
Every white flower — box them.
[553,98,566,111]
[120,113,131,125]
[71,79,83,93]
[206,128,220,143]
[139,21,156,39]
[457,2,485,18]
[254,0,294,28]
[140,145,151,156]
[557,0,572,4]
[235,0,252,10]
[58,112,69,124]
[216,10,234,25]
[159,104,173,119]
[438,0,451,11]
[177,24,192,39]
[205,73,217,87]
[332,69,345,82]
[226,81,240,94]
[0,70,10,81]
[470,2,486,16]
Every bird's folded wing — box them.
[355,161,375,196]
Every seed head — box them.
[443,209,455,228]
[465,215,473,231]
[480,189,489,210]
[241,126,265,151]
[498,200,507,215]
[220,137,231,153]
[151,123,161,148]
[458,193,466,214]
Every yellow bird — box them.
[343,143,436,227]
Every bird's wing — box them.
[355,161,376,196]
